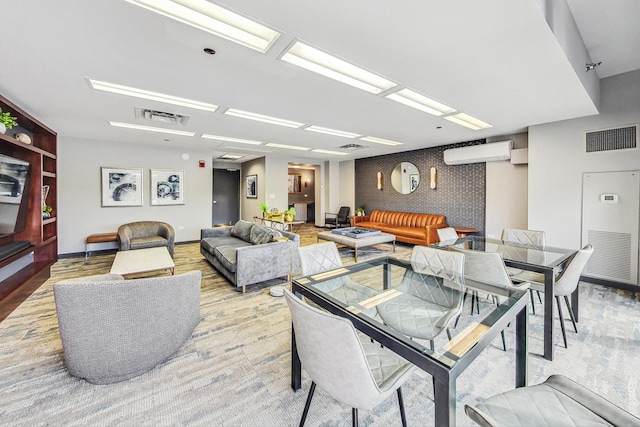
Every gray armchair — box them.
[53,270,201,384]
[118,221,175,257]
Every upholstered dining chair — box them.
[298,242,377,317]
[501,228,546,247]
[449,247,530,351]
[465,374,640,426]
[324,206,351,228]
[376,246,465,350]
[500,228,546,313]
[528,244,594,348]
[437,227,459,243]
[284,289,415,427]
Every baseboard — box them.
[581,275,639,293]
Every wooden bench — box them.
[85,232,119,259]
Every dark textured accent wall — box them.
[354,140,486,235]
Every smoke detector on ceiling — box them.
[134,107,191,125]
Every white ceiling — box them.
[1,0,638,164]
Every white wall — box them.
[240,157,265,221]
[58,137,212,254]
[339,160,355,215]
[529,69,640,248]
[485,133,529,238]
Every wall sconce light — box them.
[305,178,310,187]
[377,172,383,190]
[430,167,437,189]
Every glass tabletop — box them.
[292,256,528,368]
[436,236,576,269]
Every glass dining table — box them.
[436,236,578,361]
[290,256,529,427]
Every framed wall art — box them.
[246,174,257,198]
[151,169,185,205]
[101,167,143,207]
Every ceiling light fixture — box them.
[385,88,456,116]
[109,121,196,136]
[264,143,310,151]
[443,113,493,130]
[312,149,348,156]
[280,40,396,95]
[122,0,281,53]
[89,79,219,112]
[224,108,304,128]
[304,125,360,138]
[201,134,263,145]
[219,153,244,160]
[585,62,602,72]
[359,136,403,146]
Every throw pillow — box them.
[249,224,282,245]
[230,220,254,242]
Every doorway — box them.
[212,169,240,225]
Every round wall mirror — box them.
[391,162,420,194]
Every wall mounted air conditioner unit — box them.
[443,140,513,165]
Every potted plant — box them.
[42,205,52,219]
[284,207,296,222]
[259,201,269,218]
[356,205,366,216]
[0,109,18,135]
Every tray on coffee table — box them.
[331,227,381,239]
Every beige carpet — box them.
[1,226,639,426]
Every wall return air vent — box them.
[585,124,638,153]
[134,107,191,126]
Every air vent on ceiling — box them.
[585,125,638,153]
[134,107,190,126]
[339,143,367,150]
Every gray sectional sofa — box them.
[200,220,300,292]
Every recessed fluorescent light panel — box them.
[443,113,493,130]
[264,143,310,151]
[122,0,280,53]
[360,136,403,146]
[109,121,196,136]
[89,79,218,112]
[385,88,456,116]
[280,41,396,95]
[304,126,360,139]
[224,108,304,128]
[219,154,244,160]
[201,134,263,145]
[312,149,348,156]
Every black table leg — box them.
[434,374,455,427]
[543,269,555,361]
[571,285,579,322]
[515,303,529,387]
[291,325,301,391]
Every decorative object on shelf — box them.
[284,207,296,222]
[259,201,269,218]
[376,171,383,190]
[246,174,257,198]
[101,167,143,207]
[150,169,184,205]
[14,133,32,144]
[430,167,437,189]
[42,205,52,219]
[0,108,18,134]
[356,205,366,216]
[268,207,282,219]
[42,185,51,212]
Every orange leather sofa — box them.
[351,209,448,245]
